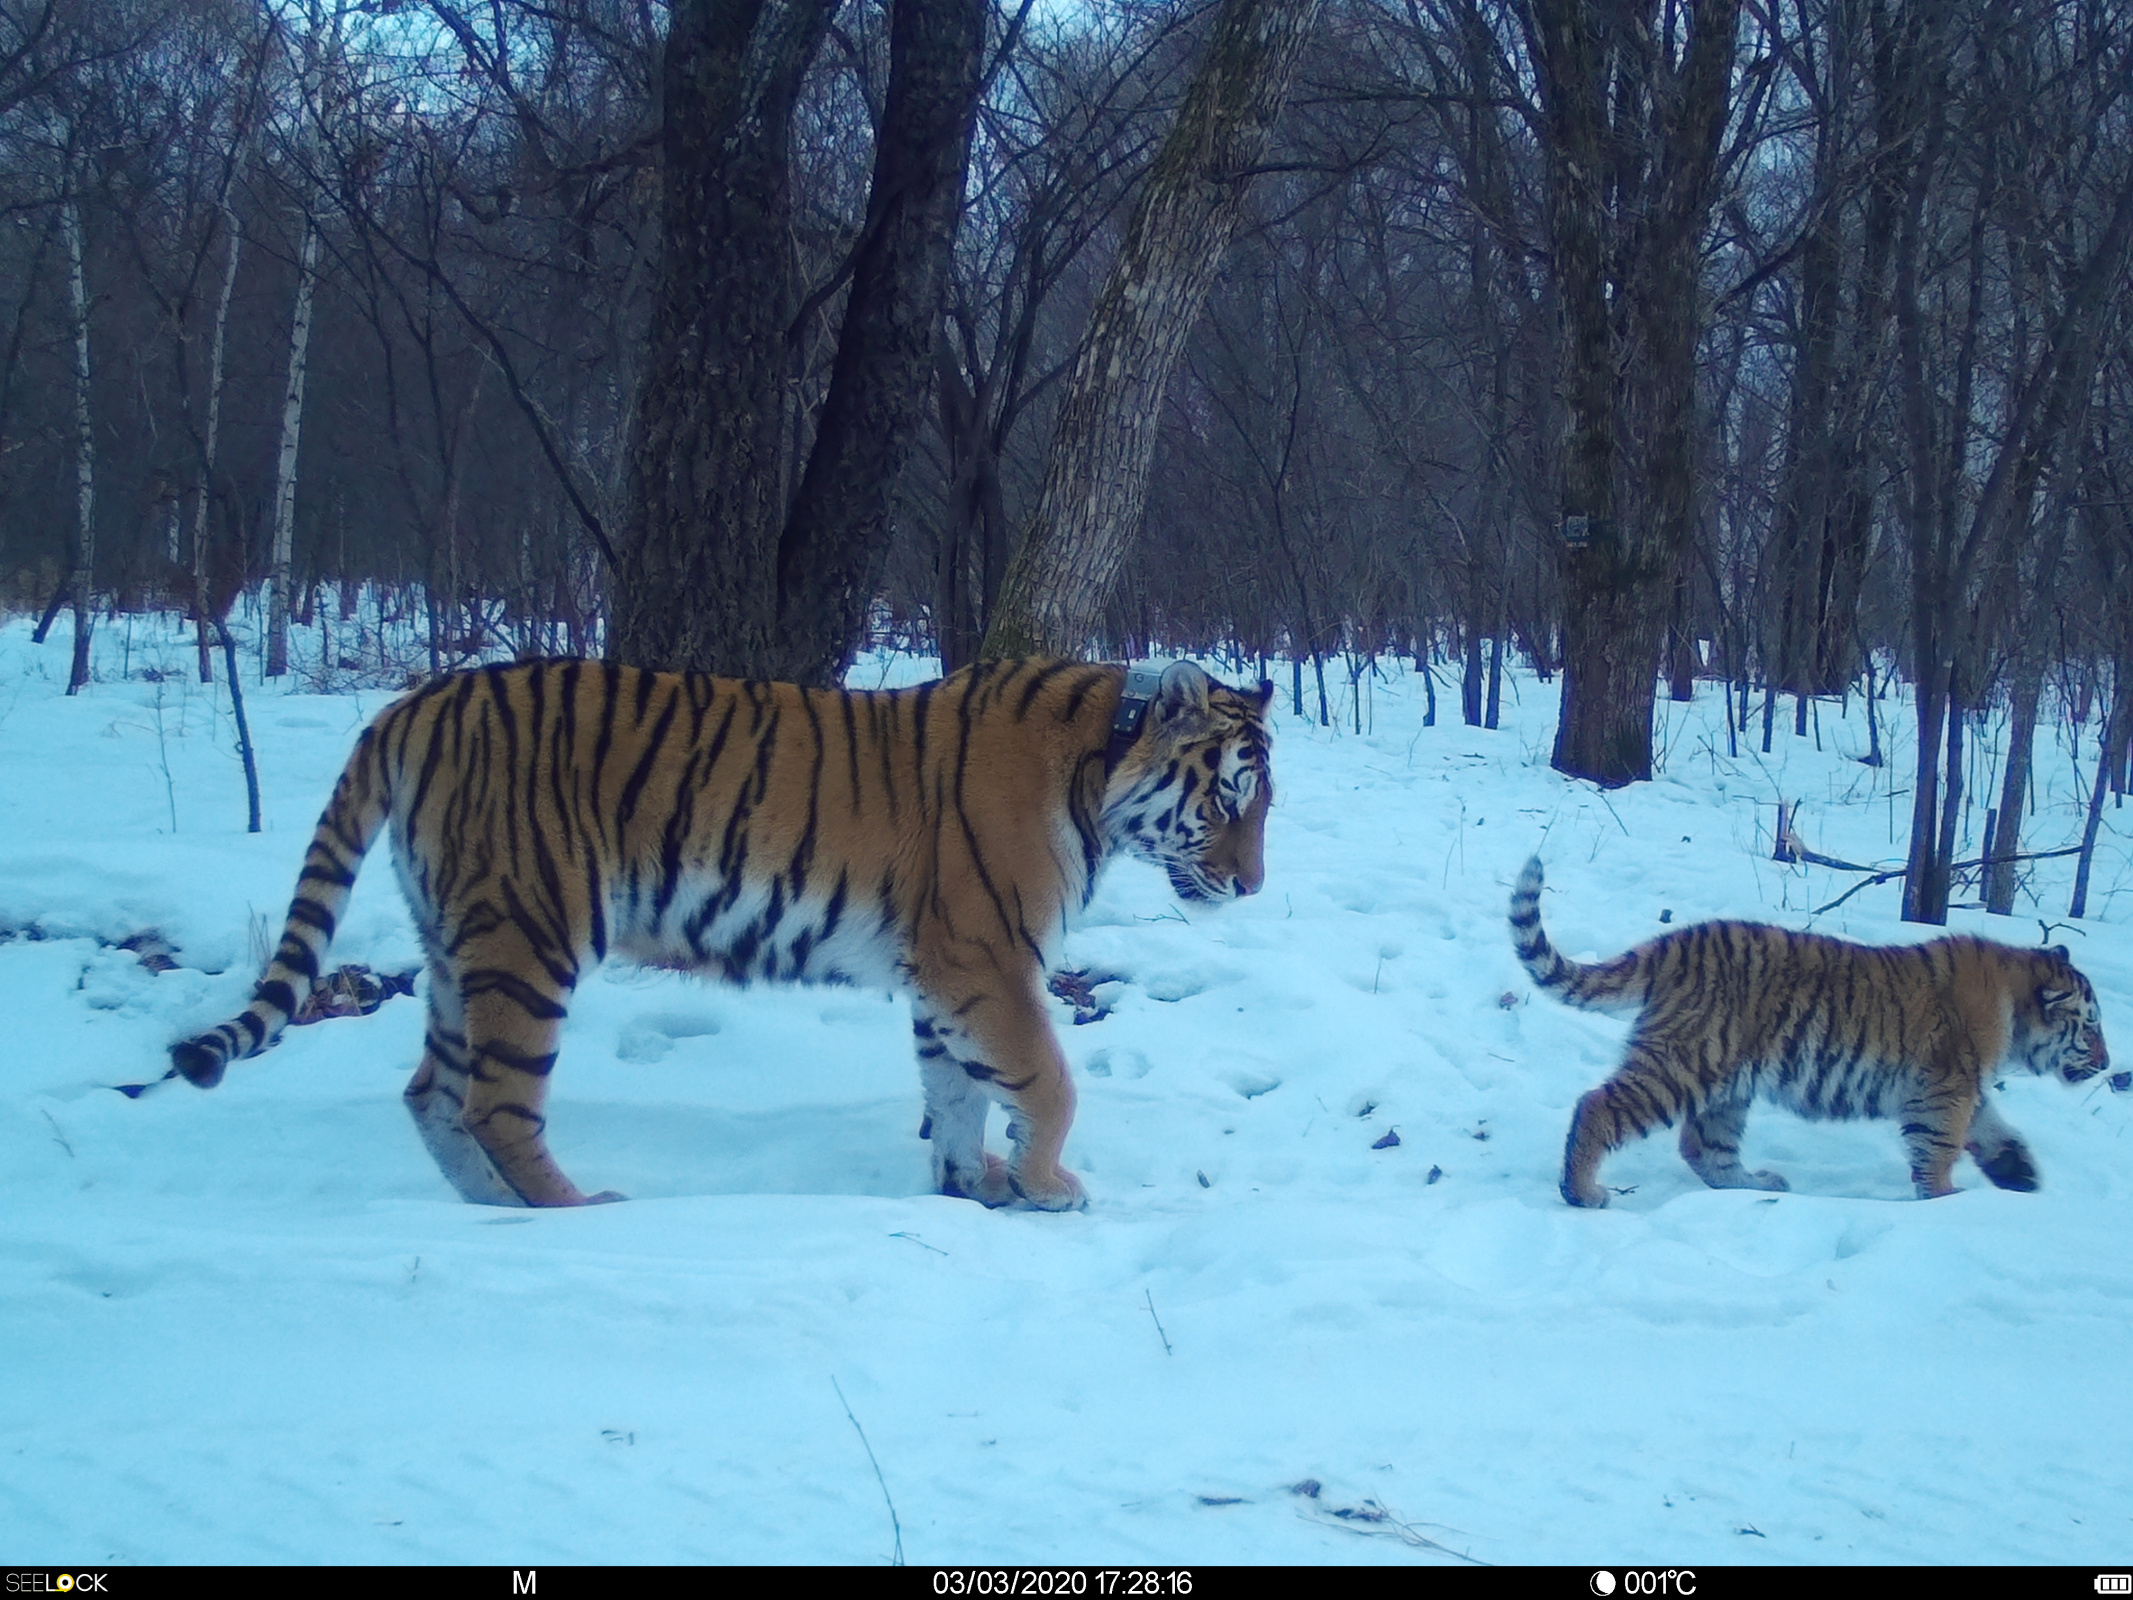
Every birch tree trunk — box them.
[980,0,1323,660]
[194,191,241,684]
[61,179,93,696]
[266,215,320,679]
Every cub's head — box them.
[2024,948,2117,1089]
[1103,662,1274,903]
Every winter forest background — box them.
[6,0,2133,1565]
[3,0,2133,928]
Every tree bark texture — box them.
[193,194,240,683]
[1536,0,1742,787]
[612,0,838,679]
[614,0,984,687]
[62,183,93,696]
[266,216,320,680]
[980,0,1323,660]
[773,0,987,683]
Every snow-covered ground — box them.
[2,607,2128,1566]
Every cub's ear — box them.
[1253,678,1275,711]
[1155,662,1213,730]
[2048,944,2070,961]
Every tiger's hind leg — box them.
[427,931,617,1208]
[1961,1093,2037,1192]
[912,1007,1011,1207]
[1563,1036,1699,1208]
[1679,1098,1789,1193]
[403,966,524,1206]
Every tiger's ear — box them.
[1253,678,1275,711]
[1154,662,1214,732]
[2048,944,2070,961]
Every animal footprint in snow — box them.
[616,1011,723,1064]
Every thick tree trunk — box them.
[61,185,93,696]
[616,0,983,687]
[981,0,1323,659]
[266,216,320,679]
[1538,0,1742,787]
[772,0,987,684]
[613,0,837,678]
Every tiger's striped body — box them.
[1510,858,2114,1206]
[173,658,1274,1209]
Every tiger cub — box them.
[171,658,1274,1210]
[1509,857,2117,1206]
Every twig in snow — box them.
[831,1375,903,1567]
[1145,1288,1173,1356]
[1299,1493,1487,1564]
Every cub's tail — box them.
[1509,857,1645,1013]
[170,725,395,1088]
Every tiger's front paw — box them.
[1007,1162,1088,1212]
[1748,1169,1790,1192]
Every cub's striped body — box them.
[173,658,1274,1209]
[1510,858,2115,1206]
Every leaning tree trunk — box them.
[616,0,984,687]
[980,0,1324,660]
[61,182,94,697]
[770,0,987,683]
[266,215,320,679]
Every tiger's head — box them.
[1102,662,1274,904]
[2023,949,2117,1088]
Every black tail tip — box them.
[171,1039,226,1088]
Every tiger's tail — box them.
[1509,857,1647,1013]
[171,725,395,1088]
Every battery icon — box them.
[2095,1577,2131,1594]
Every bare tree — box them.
[1534,0,1748,786]
[981,0,1323,659]
[613,0,987,685]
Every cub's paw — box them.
[1973,1142,2038,1192]
[1560,1175,1609,1209]
[1007,1163,1088,1212]
[1748,1169,1790,1193]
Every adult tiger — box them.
[169,658,1274,1210]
